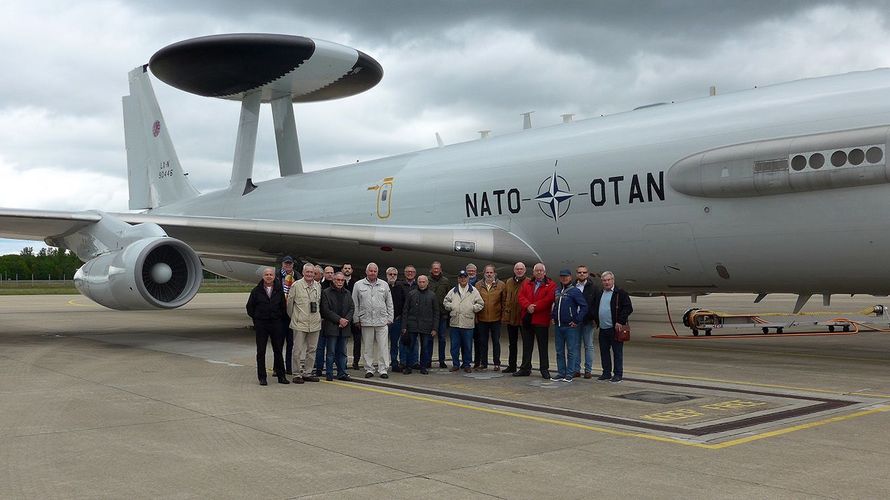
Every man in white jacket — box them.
[352,263,395,378]
[443,270,485,373]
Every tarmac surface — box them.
[1,292,888,499]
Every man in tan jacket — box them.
[443,270,485,373]
[501,262,529,373]
[287,263,322,383]
[475,264,506,371]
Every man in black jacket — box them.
[246,267,290,385]
[320,272,355,381]
[592,271,633,383]
[401,275,440,374]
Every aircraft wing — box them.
[0,208,102,241]
[0,208,539,267]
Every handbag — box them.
[615,323,630,342]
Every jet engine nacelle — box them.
[74,237,203,310]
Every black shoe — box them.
[403,368,412,375]
[291,377,303,384]
[259,379,268,386]
[352,362,360,370]
[325,376,334,381]
[610,376,623,383]
[541,371,551,380]
[338,374,352,381]
[502,366,517,374]
[420,369,429,375]
[412,364,421,370]
[304,375,320,382]
[512,370,531,377]
[439,361,447,369]
[278,377,291,384]
[365,372,374,378]
[392,365,402,373]
[380,373,389,379]
[597,374,611,381]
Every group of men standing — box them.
[246,257,633,386]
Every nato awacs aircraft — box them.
[1,33,889,312]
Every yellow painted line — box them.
[66,299,98,308]
[326,380,890,449]
[627,369,890,399]
[706,406,890,449]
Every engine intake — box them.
[74,237,202,310]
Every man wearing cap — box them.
[515,263,557,379]
[443,270,485,373]
[551,269,588,382]
[278,256,298,375]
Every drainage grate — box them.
[614,391,699,404]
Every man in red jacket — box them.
[514,262,556,379]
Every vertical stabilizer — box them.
[123,65,199,210]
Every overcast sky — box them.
[3,0,890,254]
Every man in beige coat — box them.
[287,263,322,383]
[443,270,485,373]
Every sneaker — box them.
[365,372,374,378]
[380,373,389,379]
[584,372,593,379]
[338,374,352,381]
[610,376,623,383]
[563,378,573,383]
[291,377,303,384]
[597,374,611,381]
[550,376,565,382]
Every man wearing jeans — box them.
[551,269,588,382]
[320,272,354,381]
[443,270,484,373]
[593,271,633,383]
[573,265,600,379]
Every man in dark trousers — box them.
[246,267,290,385]
[514,262,556,379]
[278,256,298,375]
[401,274,440,374]
[320,272,354,381]
[592,271,633,383]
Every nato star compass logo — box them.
[524,161,586,234]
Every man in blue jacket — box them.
[551,269,588,383]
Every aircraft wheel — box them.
[828,325,835,332]
[843,325,850,332]
[762,327,769,334]
[777,327,784,334]
[692,329,699,336]
[705,329,712,336]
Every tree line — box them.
[0,247,82,280]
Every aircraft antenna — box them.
[709,85,717,96]
[521,111,534,129]
[478,130,491,139]
[561,113,575,123]
[435,132,445,147]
